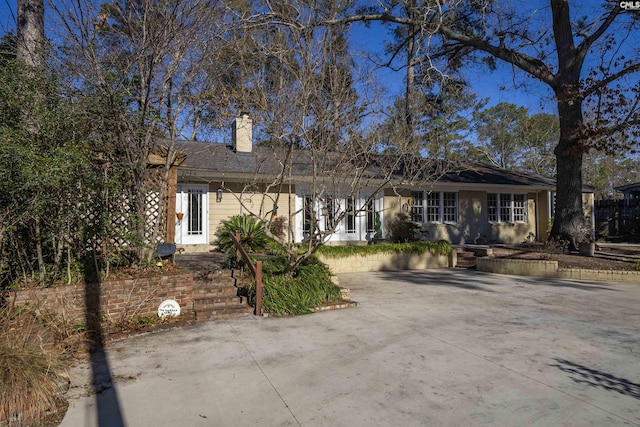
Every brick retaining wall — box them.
[476,258,559,277]
[7,273,199,323]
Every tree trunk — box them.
[404,0,417,151]
[35,217,46,281]
[549,85,585,250]
[17,0,45,68]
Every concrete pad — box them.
[60,269,640,426]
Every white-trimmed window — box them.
[488,193,528,223]
[426,192,440,222]
[366,199,376,233]
[345,196,356,234]
[415,191,458,223]
[443,192,458,223]
[513,194,527,222]
[410,191,424,223]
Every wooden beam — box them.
[165,166,178,243]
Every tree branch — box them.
[575,4,622,66]
[438,25,556,86]
[581,62,640,99]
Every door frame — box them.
[176,184,209,245]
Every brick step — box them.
[194,305,254,321]
[196,274,237,286]
[455,260,476,268]
[193,286,239,298]
[457,251,476,258]
[193,295,246,309]
[455,250,477,268]
[192,270,253,321]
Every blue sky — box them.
[347,18,554,116]
[1,0,631,120]
[0,1,553,117]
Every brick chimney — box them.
[232,113,252,153]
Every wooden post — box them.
[165,166,178,243]
[255,261,263,316]
[229,231,263,316]
[235,230,241,261]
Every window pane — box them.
[187,190,203,235]
[426,192,440,222]
[366,199,375,232]
[443,192,458,223]
[488,193,498,222]
[499,194,511,222]
[346,196,356,233]
[411,191,424,223]
[513,194,527,222]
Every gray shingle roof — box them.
[167,140,561,190]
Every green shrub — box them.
[215,215,269,254]
[244,258,342,316]
[316,240,452,258]
[388,212,422,242]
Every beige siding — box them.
[204,182,295,245]
[383,188,538,245]
[538,191,552,241]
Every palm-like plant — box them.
[215,215,269,254]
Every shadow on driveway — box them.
[551,358,640,399]
[378,268,620,293]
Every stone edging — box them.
[311,301,359,312]
[476,257,640,283]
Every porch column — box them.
[165,166,178,243]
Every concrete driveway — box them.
[60,269,640,427]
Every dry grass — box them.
[0,304,70,426]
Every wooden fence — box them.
[594,199,640,237]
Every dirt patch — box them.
[491,244,640,271]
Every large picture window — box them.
[488,193,528,223]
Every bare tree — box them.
[211,0,442,272]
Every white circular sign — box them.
[157,299,181,318]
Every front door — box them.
[176,184,208,245]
